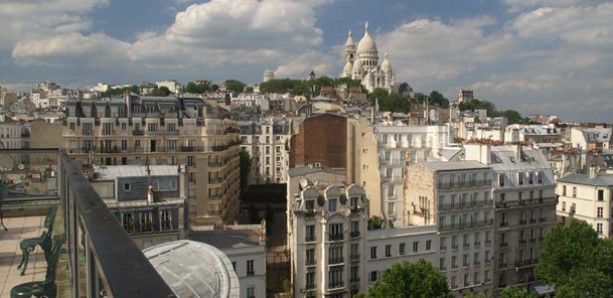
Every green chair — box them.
[11,236,65,298]
[17,206,58,275]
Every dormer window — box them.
[329,198,337,212]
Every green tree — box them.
[535,219,613,298]
[356,260,449,298]
[499,286,537,298]
[429,90,450,108]
[225,79,246,94]
[244,86,254,93]
[150,86,171,96]
[210,84,219,91]
[185,81,209,94]
[100,85,139,98]
[502,109,524,124]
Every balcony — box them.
[350,231,360,238]
[328,257,344,265]
[500,242,508,248]
[305,259,316,266]
[350,277,360,283]
[0,149,174,297]
[305,235,316,242]
[305,283,316,290]
[350,254,360,261]
[329,233,344,241]
[132,129,144,136]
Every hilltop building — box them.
[341,22,396,93]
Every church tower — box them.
[344,30,356,64]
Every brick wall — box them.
[290,113,347,168]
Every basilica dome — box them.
[357,22,378,54]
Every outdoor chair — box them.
[17,206,58,275]
[11,236,65,298]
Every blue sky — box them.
[0,0,611,122]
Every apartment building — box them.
[359,116,455,225]
[62,94,240,224]
[504,124,561,144]
[556,167,613,238]
[239,116,292,184]
[405,161,495,297]
[464,144,556,295]
[0,121,30,149]
[88,165,186,249]
[287,166,439,298]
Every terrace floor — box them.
[0,215,47,298]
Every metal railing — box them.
[57,150,175,297]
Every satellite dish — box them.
[18,164,25,170]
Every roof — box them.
[288,166,345,177]
[93,165,178,180]
[189,229,261,250]
[558,172,613,186]
[143,240,240,298]
[420,160,490,171]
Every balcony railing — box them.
[329,233,344,241]
[57,150,175,297]
[0,149,176,297]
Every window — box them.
[452,235,458,249]
[562,201,566,211]
[305,225,315,241]
[563,185,567,196]
[598,207,604,218]
[160,209,172,231]
[451,276,457,289]
[329,223,343,240]
[598,190,604,201]
[426,240,432,251]
[306,248,315,265]
[370,271,378,282]
[452,256,457,268]
[499,173,505,187]
[597,223,603,235]
[187,156,195,167]
[351,265,359,281]
[102,123,113,135]
[385,245,391,257]
[140,212,152,232]
[123,183,131,191]
[440,258,446,270]
[572,187,577,197]
[247,287,255,298]
[370,246,377,259]
[121,212,134,233]
[474,272,480,284]
[413,241,419,252]
[166,123,176,132]
[306,271,315,289]
[463,234,470,248]
[147,123,158,132]
[463,254,469,267]
[246,260,254,275]
[440,237,446,250]
[350,244,359,259]
[518,173,524,185]
[329,246,343,264]
[167,139,177,151]
[351,220,359,235]
[399,243,405,255]
[464,273,470,286]
[474,252,480,265]
[485,270,491,282]
[329,198,337,212]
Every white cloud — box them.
[0,0,107,50]
[11,0,333,79]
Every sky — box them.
[0,0,611,122]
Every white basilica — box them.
[341,22,396,93]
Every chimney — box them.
[147,185,154,204]
[589,165,599,179]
